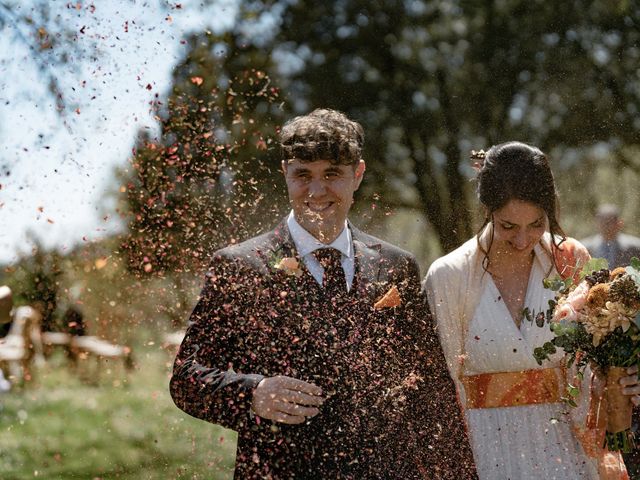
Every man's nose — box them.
[307,179,327,196]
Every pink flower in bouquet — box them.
[565,280,590,311]
[552,303,578,322]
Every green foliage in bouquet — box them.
[528,258,640,370]
[525,257,640,453]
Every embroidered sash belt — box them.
[461,367,565,409]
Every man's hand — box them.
[252,376,324,424]
[620,364,640,406]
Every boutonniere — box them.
[271,255,303,277]
[374,285,401,309]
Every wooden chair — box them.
[0,306,44,383]
[69,335,134,383]
[162,330,185,351]
[41,331,73,358]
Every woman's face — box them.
[491,199,547,255]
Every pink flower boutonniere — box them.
[273,256,303,277]
[374,285,401,310]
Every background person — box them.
[580,203,640,268]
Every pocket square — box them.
[374,285,401,309]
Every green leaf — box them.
[563,277,574,290]
[543,342,557,355]
[550,321,576,336]
[625,266,640,288]
[566,384,580,397]
[543,276,566,291]
[546,306,555,323]
[631,257,640,271]
[533,347,548,365]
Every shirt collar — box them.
[287,211,353,259]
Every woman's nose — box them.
[513,230,529,249]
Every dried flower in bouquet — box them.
[525,257,640,453]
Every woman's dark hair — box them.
[476,141,566,271]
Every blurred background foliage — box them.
[3,0,640,478]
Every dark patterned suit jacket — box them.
[170,220,477,479]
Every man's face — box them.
[283,158,365,243]
[598,214,622,240]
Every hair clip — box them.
[470,149,486,172]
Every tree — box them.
[273,0,640,251]
[3,235,62,331]
[119,0,640,263]
[119,29,289,278]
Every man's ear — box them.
[354,160,366,189]
[281,160,288,176]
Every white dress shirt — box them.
[286,211,355,291]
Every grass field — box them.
[0,346,237,479]
[7,341,640,479]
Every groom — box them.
[170,109,476,478]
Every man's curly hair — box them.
[280,109,364,166]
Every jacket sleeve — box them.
[169,254,265,431]
[392,255,478,479]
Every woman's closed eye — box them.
[500,219,543,230]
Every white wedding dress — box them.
[463,257,598,479]
[425,236,601,480]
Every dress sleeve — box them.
[423,260,465,387]
[169,254,265,431]
[554,237,592,283]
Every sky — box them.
[0,0,240,264]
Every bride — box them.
[424,141,639,479]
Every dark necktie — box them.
[313,248,347,295]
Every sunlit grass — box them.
[0,347,236,479]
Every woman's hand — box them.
[619,365,640,406]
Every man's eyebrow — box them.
[290,166,311,174]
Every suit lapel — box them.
[270,219,296,258]
[268,218,321,293]
[350,225,388,300]
[268,219,387,299]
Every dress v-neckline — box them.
[486,257,538,338]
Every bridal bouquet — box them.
[529,258,640,452]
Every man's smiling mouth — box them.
[305,201,335,213]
